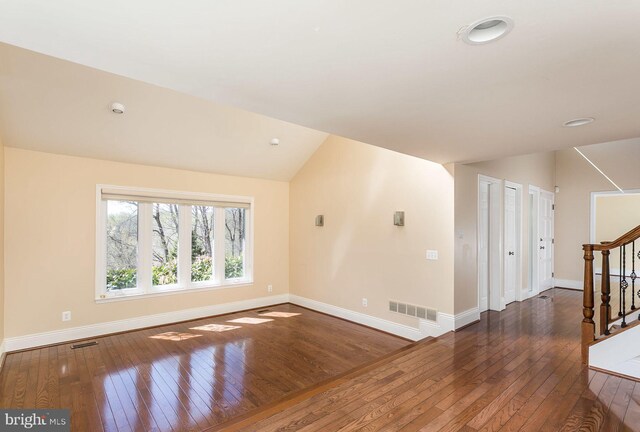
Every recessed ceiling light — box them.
[563,117,595,127]
[270,138,280,146]
[110,102,125,114]
[460,16,514,45]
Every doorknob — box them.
[508,251,514,255]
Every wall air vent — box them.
[390,300,436,321]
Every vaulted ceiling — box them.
[1,1,639,172]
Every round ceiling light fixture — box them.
[270,138,280,146]
[563,117,595,127]
[110,102,125,114]
[460,16,514,45]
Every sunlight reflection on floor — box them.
[149,331,202,341]
[227,317,273,324]
[259,312,301,318]
[190,323,242,332]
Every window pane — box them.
[191,206,215,282]
[225,208,246,279]
[152,203,179,286]
[106,200,138,290]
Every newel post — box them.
[600,249,611,336]
[582,244,595,364]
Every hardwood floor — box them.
[2,290,639,431]
[0,303,408,431]
[221,289,640,432]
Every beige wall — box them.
[4,148,289,338]
[595,194,640,244]
[555,143,640,282]
[454,152,556,313]
[0,136,4,348]
[290,135,455,326]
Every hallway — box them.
[224,289,640,431]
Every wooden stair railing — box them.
[582,224,640,363]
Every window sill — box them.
[95,280,253,303]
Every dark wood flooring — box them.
[222,289,640,432]
[0,303,408,431]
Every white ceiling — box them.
[0,43,328,181]
[1,1,640,165]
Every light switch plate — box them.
[426,250,439,260]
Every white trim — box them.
[0,340,5,358]
[452,307,481,329]
[4,294,289,352]
[94,281,254,303]
[5,294,483,352]
[554,278,583,290]
[527,186,540,297]
[289,294,460,340]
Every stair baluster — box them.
[621,244,627,328]
[631,241,636,311]
[619,246,623,317]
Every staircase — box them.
[582,223,640,380]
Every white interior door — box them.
[539,190,554,291]
[528,187,540,297]
[479,182,489,312]
[504,186,517,304]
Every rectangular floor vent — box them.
[390,301,435,321]
[71,341,98,349]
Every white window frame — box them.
[95,185,254,303]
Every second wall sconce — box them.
[315,215,324,227]
[394,211,405,226]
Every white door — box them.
[539,191,554,291]
[479,182,489,312]
[504,186,517,304]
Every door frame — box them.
[478,175,504,312]
[504,181,524,303]
[528,185,541,298]
[539,189,555,291]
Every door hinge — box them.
[552,204,555,210]
[552,238,554,244]
[552,272,555,277]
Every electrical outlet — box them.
[362,298,368,307]
[426,250,439,260]
[267,284,273,293]
[62,311,71,322]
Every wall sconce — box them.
[394,211,405,226]
[315,215,324,227]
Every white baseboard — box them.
[289,294,461,341]
[554,279,583,290]
[4,294,290,352]
[451,307,480,329]
[5,293,478,352]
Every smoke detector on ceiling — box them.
[110,102,125,114]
